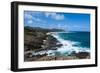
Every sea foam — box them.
[51,33,90,56]
[32,32,90,56]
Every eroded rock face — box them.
[24,26,63,61]
[70,51,90,59]
[24,31,47,50]
[44,35,62,49]
[75,52,90,59]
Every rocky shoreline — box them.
[24,26,90,62]
[24,51,90,62]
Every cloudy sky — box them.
[24,11,90,31]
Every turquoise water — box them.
[58,32,90,48]
[32,31,90,56]
[49,31,90,56]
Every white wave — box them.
[32,33,90,56]
[51,33,90,55]
[32,51,47,55]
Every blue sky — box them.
[24,11,90,31]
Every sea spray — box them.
[32,32,90,56]
[51,32,90,56]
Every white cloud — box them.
[25,13,46,24]
[24,13,33,19]
[45,12,64,20]
[27,20,33,24]
[24,13,40,21]
[32,17,40,22]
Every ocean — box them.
[55,32,90,48]
[47,31,90,56]
[32,31,90,56]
